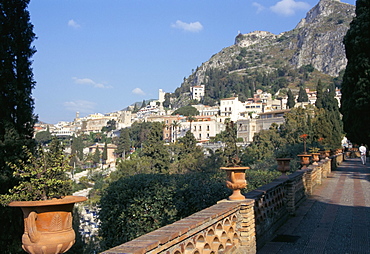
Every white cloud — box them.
[63,100,96,113]
[270,0,310,16]
[68,19,81,29]
[73,77,112,89]
[253,2,266,13]
[171,20,203,32]
[132,88,145,95]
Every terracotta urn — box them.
[311,153,320,165]
[221,167,249,201]
[276,158,292,179]
[9,196,87,254]
[297,154,311,169]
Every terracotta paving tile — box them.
[258,158,370,254]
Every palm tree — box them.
[171,120,181,142]
[186,116,196,133]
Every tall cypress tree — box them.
[297,87,309,102]
[287,89,295,109]
[102,142,108,163]
[341,0,370,145]
[315,83,343,149]
[315,79,324,109]
[116,128,131,158]
[0,1,37,252]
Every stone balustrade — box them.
[102,153,344,254]
[102,199,256,254]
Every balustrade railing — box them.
[102,153,344,254]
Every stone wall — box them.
[101,153,343,254]
[102,199,256,254]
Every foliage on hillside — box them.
[99,95,343,250]
[167,0,353,109]
[172,105,199,116]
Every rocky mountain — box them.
[169,0,355,108]
[291,0,355,76]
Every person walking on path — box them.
[359,144,367,165]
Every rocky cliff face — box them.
[186,0,355,88]
[290,0,355,76]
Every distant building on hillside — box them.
[190,85,205,101]
[88,143,117,165]
[237,109,290,143]
[192,104,219,117]
[219,97,245,122]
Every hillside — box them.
[167,0,355,108]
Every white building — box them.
[192,104,219,117]
[190,85,205,101]
[219,97,245,122]
[237,109,290,143]
[177,116,225,142]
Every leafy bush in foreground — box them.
[99,168,280,250]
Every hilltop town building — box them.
[190,85,205,101]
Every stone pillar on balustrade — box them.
[303,167,313,195]
[238,201,257,254]
[285,178,297,216]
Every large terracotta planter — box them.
[276,158,292,179]
[311,153,320,165]
[221,167,249,201]
[297,154,311,169]
[9,196,87,254]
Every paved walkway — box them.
[259,157,370,254]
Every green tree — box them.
[186,115,196,131]
[141,100,147,109]
[1,139,72,204]
[116,128,131,158]
[169,130,205,173]
[111,155,152,179]
[102,142,108,164]
[141,122,170,173]
[341,0,370,145]
[172,105,199,116]
[171,120,181,142]
[93,146,101,167]
[297,86,309,102]
[315,79,324,109]
[312,108,333,149]
[321,83,343,148]
[99,173,229,251]
[132,103,138,113]
[223,121,241,166]
[101,119,116,133]
[0,1,37,252]
[179,130,197,154]
[35,130,52,145]
[281,107,313,146]
[242,124,286,167]
[129,122,154,148]
[287,89,295,109]
[71,135,84,161]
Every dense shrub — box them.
[99,169,282,251]
[99,172,230,250]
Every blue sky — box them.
[28,0,355,124]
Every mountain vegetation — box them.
[164,0,355,108]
